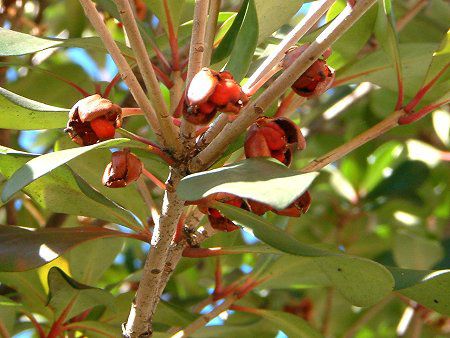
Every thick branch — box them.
[78,0,161,140]
[114,0,181,153]
[180,0,210,149]
[190,0,378,171]
[123,172,185,337]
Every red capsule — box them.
[102,149,143,188]
[274,191,311,217]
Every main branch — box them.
[123,172,185,337]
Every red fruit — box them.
[260,125,287,150]
[90,118,116,140]
[275,191,311,217]
[198,101,216,115]
[209,81,232,106]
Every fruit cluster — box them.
[184,68,248,125]
[66,94,143,188]
[194,115,310,232]
[283,45,335,98]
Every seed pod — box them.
[244,117,306,166]
[102,149,143,188]
[66,94,122,146]
[274,191,311,217]
[184,68,248,125]
[247,199,272,216]
[283,45,334,98]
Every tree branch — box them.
[78,0,162,141]
[114,0,181,153]
[180,0,210,149]
[202,0,221,66]
[190,0,378,171]
[123,171,185,337]
[300,110,404,173]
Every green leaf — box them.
[178,158,318,210]
[0,28,134,58]
[0,225,126,272]
[423,30,450,84]
[0,296,23,335]
[145,0,186,35]
[225,0,258,81]
[360,141,404,195]
[0,269,52,317]
[249,309,323,338]
[0,87,68,130]
[393,231,444,270]
[365,160,430,201]
[68,238,124,285]
[216,203,395,307]
[212,0,250,65]
[64,321,121,338]
[56,137,151,224]
[1,138,132,203]
[47,267,114,319]
[392,268,450,316]
[374,0,403,98]
[336,43,438,98]
[0,146,142,224]
[254,0,303,44]
[325,0,377,69]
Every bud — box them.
[66,94,122,146]
[102,149,143,188]
[244,117,306,166]
[274,191,311,217]
[283,45,334,98]
[184,68,248,125]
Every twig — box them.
[114,0,181,153]
[190,0,378,171]
[123,172,185,337]
[173,294,237,338]
[322,288,334,337]
[78,0,162,141]
[0,320,10,338]
[300,110,404,173]
[343,295,394,338]
[142,168,166,190]
[202,0,221,66]
[163,0,181,70]
[396,0,429,31]
[180,0,210,149]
